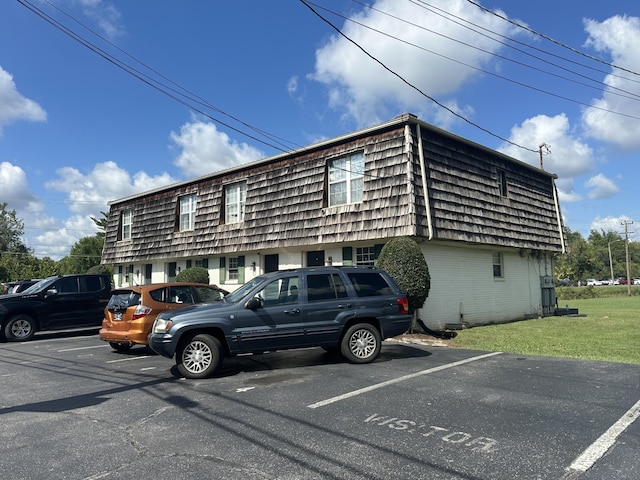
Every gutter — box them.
[551,177,566,254]
[416,123,433,240]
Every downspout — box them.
[416,124,433,240]
[551,175,566,254]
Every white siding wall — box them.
[418,242,552,330]
[111,241,553,331]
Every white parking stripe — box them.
[566,398,640,474]
[106,356,151,363]
[307,351,502,409]
[57,345,110,352]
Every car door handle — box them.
[337,304,352,309]
[284,309,300,315]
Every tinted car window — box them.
[168,286,194,304]
[347,272,394,297]
[149,287,168,303]
[194,286,224,303]
[57,277,79,294]
[307,274,348,302]
[84,276,102,292]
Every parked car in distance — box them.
[0,274,112,341]
[2,280,40,295]
[585,279,602,286]
[100,282,228,352]
[148,267,411,379]
[634,278,640,286]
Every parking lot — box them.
[0,329,638,480]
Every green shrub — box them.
[175,267,209,284]
[375,236,430,314]
[86,264,112,276]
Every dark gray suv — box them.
[0,274,112,341]
[149,267,411,379]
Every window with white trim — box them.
[121,210,132,240]
[228,257,239,281]
[356,246,376,267]
[179,194,197,231]
[225,182,247,224]
[492,252,503,278]
[329,152,364,207]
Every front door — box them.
[306,251,325,267]
[234,273,305,352]
[264,254,279,273]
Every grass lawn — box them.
[449,296,640,365]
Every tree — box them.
[57,235,105,275]
[375,236,430,331]
[0,203,35,282]
[175,267,210,284]
[0,202,26,253]
[91,211,109,239]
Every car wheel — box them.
[340,323,381,364]
[4,314,36,342]
[109,342,132,352]
[176,334,222,379]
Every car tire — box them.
[109,342,132,352]
[176,334,222,379]
[340,323,381,364]
[4,314,36,342]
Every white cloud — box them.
[590,215,637,240]
[309,0,517,127]
[497,114,596,201]
[582,15,640,149]
[46,161,177,216]
[170,120,264,177]
[0,162,44,214]
[73,0,125,39]
[0,66,46,132]
[584,173,619,199]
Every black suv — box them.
[0,274,112,342]
[149,267,410,378]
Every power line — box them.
[301,0,538,153]
[464,0,640,77]
[329,1,640,120]
[17,0,302,154]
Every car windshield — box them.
[20,276,59,294]
[223,276,266,303]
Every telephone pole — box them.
[622,220,634,296]
[539,143,550,170]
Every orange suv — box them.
[100,282,227,352]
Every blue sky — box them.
[1,0,640,259]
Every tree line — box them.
[0,202,109,285]
[554,227,640,284]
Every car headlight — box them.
[152,318,173,334]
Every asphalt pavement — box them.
[0,329,638,480]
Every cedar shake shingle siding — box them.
[102,114,564,265]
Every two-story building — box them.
[101,113,565,331]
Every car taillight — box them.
[132,305,152,320]
[397,297,409,314]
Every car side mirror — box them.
[245,296,262,310]
[45,288,58,297]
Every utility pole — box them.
[621,220,634,296]
[539,143,550,170]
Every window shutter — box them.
[219,257,226,284]
[342,247,353,266]
[186,260,192,269]
[238,256,245,283]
